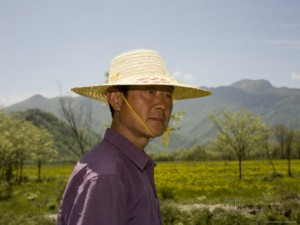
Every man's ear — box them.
[107,87,123,112]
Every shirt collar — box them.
[104,128,154,171]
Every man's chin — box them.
[151,129,166,138]
[147,122,168,137]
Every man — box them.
[56,49,211,225]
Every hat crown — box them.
[108,49,170,83]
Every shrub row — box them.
[160,200,300,225]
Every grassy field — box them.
[155,160,300,203]
[0,160,299,224]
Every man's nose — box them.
[154,92,168,110]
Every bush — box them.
[159,187,175,200]
[210,210,252,225]
[175,146,213,161]
[191,208,212,225]
[0,182,12,199]
[160,202,190,225]
[0,212,55,225]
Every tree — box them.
[11,120,36,183]
[0,111,16,183]
[273,124,289,159]
[0,111,57,183]
[30,128,57,181]
[13,108,83,162]
[0,112,32,183]
[211,109,268,179]
[169,110,186,132]
[293,130,300,159]
[285,130,294,177]
[260,125,278,175]
[273,124,295,177]
[160,109,186,147]
[59,96,98,157]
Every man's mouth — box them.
[149,117,164,122]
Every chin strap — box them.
[119,91,171,146]
[162,127,171,146]
[119,91,155,137]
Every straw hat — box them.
[71,49,212,101]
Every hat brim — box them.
[71,75,211,101]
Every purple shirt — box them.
[56,128,162,225]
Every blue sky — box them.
[1,0,300,106]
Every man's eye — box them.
[166,92,172,98]
[147,90,155,94]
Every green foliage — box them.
[190,208,212,225]
[0,164,72,225]
[211,109,269,158]
[211,109,270,179]
[209,210,252,225]
[160,202,189,225]
[148,146,217,162]
[159,187,175,200]
[160,200,300,225]
[12,108,90,161]
[0,182,12,199]
[0,212,55,225]
[169,110,186,132]
[293,130,300,158]
[174,146,214,161]
[0,111,58,183]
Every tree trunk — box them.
[238,155,242,179]
[5,163,13,183]
[266,145,277,175]
[288,158,292,177]
[19,160,24,184]
[37,160,41,181]
[286,131,293,177]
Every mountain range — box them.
[4,79,300,151]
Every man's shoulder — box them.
[76,139,125,177]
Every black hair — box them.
[108,86,129,117]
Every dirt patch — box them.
[178,203,234,212]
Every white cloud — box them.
[291,72,300,81]
[183,73,195,80]
[172,70,182,78]
[172,70,195,81]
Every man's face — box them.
[119,85,173,139]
